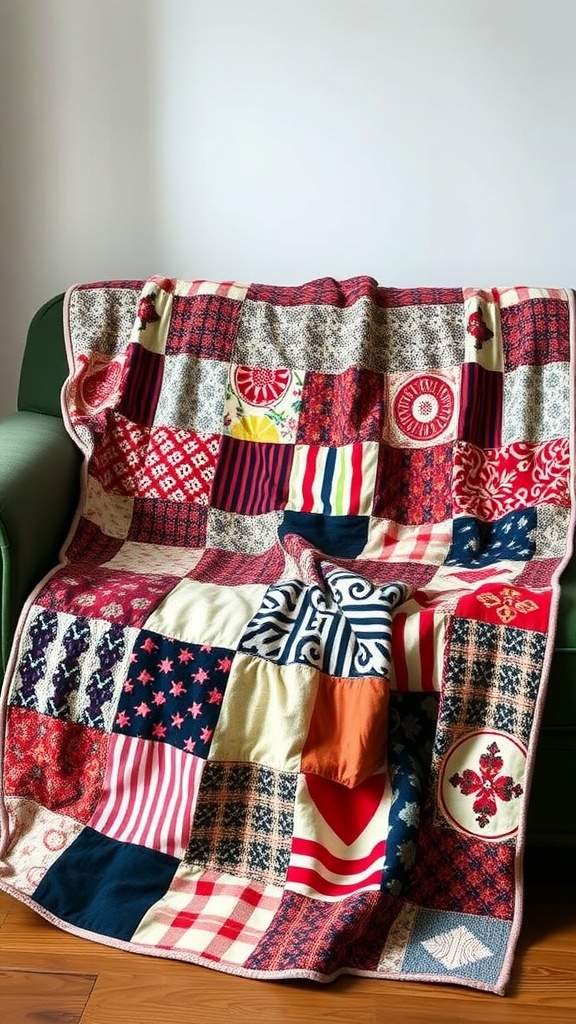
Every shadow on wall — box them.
[0,0,159,416]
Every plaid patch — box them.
[166,294,243,359]
[362,519,452,564]
[246,276,376,307]
[373,445,453,524]
[175,280,248,300]
[133,866,282,965]
[185,762,297,886]
[435,617,547,757]
[128,500,208,547]
[244,889,402,974]
[409,822,516,920]
[501,298,570,371]
[296,368,384,446]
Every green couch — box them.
[1,294,575,845]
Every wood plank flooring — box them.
[0,848,574,1023]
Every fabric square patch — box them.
[457,363,502,448]
[365,303,465,374]
[102,541,203,577]
[117,343,164,426]
[36,566,176,627]
[301,673,389,788]
[286,442,379,516]
[501,296,570,371]
[402,908,510,985]
[4,708,108,824]
[144,578,268,649]
[437,617,547,751]
[210,435,293,515]
[132,865,282,965]
[1,796,85,895]
[190,547,286,585]
[166,293,243,359]
[206,509,282,555]
[91,414,220,503]
[208,653,318,772]
[286,772,390,901]
[373,445,453,524]
[452,439,570,521]
[128,500,208,547]
[154,354,229,432]
[279,511,369,559]
[185,762,297,887]
[385,371,458,448]
[11,609,138,732]
[445,510,537,567]
[83,476,134,540]
[89,734,204,857]
[33,827,179,942]
[128,279,174,354]
[64,518,124,566]
[390,603,447,692]
[245,889,401,974]
[362,519,452,565]
[455,583,551,632]
[409,823,516,920]
[381,693,438,896]
[296,368,385,445]
[112,630,234,758]
[239,570,407,677]
[224,363,304,444]
[246,276,375,307]
[462,289,504,371]
[503,363,570,444]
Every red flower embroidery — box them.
[449,741,523,828]
[234,365,291,406]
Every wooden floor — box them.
[0,848,575,1024]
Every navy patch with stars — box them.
[112,629,234,758]
[445,509,536,567]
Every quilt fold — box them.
[0,276,574,994]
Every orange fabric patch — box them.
[301,673,389,789]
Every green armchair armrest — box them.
[0,410,81,672]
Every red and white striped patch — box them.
[390,602,447,692]
[287,442,379,516]
[286,837,386,900]
[362,520,452,564]
[89,734,204,858]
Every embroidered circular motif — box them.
[393,374,455,441]
[439,730,527,842]
[234,365,291,407]
[72,353,124,417]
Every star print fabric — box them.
[112,629,233,757]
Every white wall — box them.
[2,0,576,414]
[0,0,158,415]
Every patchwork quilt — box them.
[0,277,574,994]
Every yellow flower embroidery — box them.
[230,415,280,443]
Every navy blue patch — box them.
[112,630,233,758]
[280,511,369,558]
[33,828,178,941]
[381,693,439,896]
[445,509,536,567]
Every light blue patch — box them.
[401,907,512,985]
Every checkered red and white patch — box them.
[132,865,282,965]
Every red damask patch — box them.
[4,707,108,823]
[452,439,571,521]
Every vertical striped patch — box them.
[287,442,378,516]
[118,343,165,426]
[89,733,204,858]
[211,436,294,515]
[457,363,503,449]
[390,605,446,692]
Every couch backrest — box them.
[17,294,68,418]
